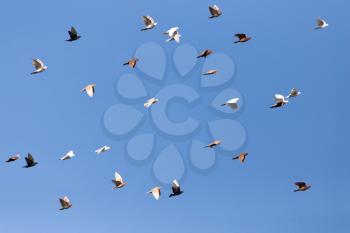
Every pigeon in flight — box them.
[203,69,218,76]
[5,154,20,163]
[141,15,157,31]
[208,5,222,18]
[294,182,311,192]
[59,196,72,210]
[112,171,126,189]
[66,26,81,41]
[148,187,161,200]
[95,145,111,155]
[169,180,183,197]
[80,84,96,98]
[123,58,139,68]
[232,152,248,163]
[164,27,181,43]
[204,140,221,148]
[197,49,213,59]
[270,94,288,108]
[221,98,240,110]
[144,97,159,108]
[31,59,47,75]
[23,153,38,168]
[286,88,301,99]
[315,18,328,30]
[59,150,75,160]
[234,34,251,43]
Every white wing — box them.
[114,172,123,183]
[274,94,285,102]
[173,179,180,188]
[86,86,94,97]
[227,98,239,104]
[33,59,44,69]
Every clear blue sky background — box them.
[1,0,349,232]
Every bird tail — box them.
[220,103,226,106]
[234,41,240,44]
[123,62,129,66]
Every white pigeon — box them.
[80,84,96,97]
[144,97,159,108]
[141,15,157,31]
[315,18,328,29]
[221,98,240,110]
[31,59,47,75]
[209,5,222,18]
[148,187,161,200]
[60,150,75,160]
[286,88,301,99]
[164,27,181,43]
[95,145,111,155]
[270,94,289,108]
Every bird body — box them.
[197,49,213,58]
[66,26,81,41]
[5,154,20,163]
[31,59,47,75]
[294,182,311,192]
[148,187,161,200]
[95,145,111,155]
[234,34,251,43]
[141,15,157,30]
[209,5,222,18]
[60,150,75,160]
[112,172,126,189]
[144,97,159,108]
[164,27,181,43]
[23,153,38,168]
[59,196,72,210]
[221,98,240,110]
[270,94,288,108]
[205,140,221,148]
[233,152,248,163]
[169,180,183,197]
[80,84,96,97]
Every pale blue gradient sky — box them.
[0,0,349,232]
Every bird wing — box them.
[70,26,78,35]
[317,18,325,27]
[209,6,218,15]
[295,182,306,188]
[274,94,285,102]
[32,59,43,69]
[235,34,246,40]
[114,172,123,183]
[150,187,161,200]
[172,180,181,193]
[26,153,35,164]
[142,16,153,26]
[86,86,94,97]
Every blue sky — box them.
[1,0,349,232]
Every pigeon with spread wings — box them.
[294,182,311,192]
[59,150,75,161]
[5,154,20,163]
[59,196,72,210]
[197,49,213,59]
[286,88,301,99]
[209,5,222,18]
[31,59,47,75]
[169,180,183,197]
[144,97,159,108]
[270,94,288,108]
[123,58,139,68]
[148,187,161,200]
[112,171,126,189]
[315,18,328,30]
[23,153,38,168]
[233,152,248,163]
[66,26,81,41]
[141,15,157,31]
[95,145,111,155]
[164,27,181,43]
[234,34,251,43]
[204,140,221,148]
[80,84,96,98]
[221,98,240,110]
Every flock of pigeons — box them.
[7,4,326,210]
